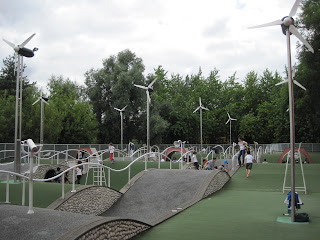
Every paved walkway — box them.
[0,204,105,240]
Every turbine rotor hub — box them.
[283,16,293,27]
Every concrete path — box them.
[0,204,105,240]
[101,169,215,225]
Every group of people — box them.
[237,137,254,178]
[190,137,254,178]
[191,152,229,172]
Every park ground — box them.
[0,153,320,239]
[135,163,320,240]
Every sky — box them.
[0,0,305,90]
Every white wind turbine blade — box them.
[276,80,289,86]
[199,97,202,107]
[121,105,128,111]
[231,118,237,121]
[289,25,314,53]
[289,0,301,17]
[248,19,283,29]
[134,84,148,90]
[193,106,200,113]
[32,98,40,105]
[201,106,209,111]
[292,66,296,79]
[114,107,121,112]
[293,80,306,91]
[148,78,157,88]
[147,90,151,103]
[3,39,15,49]
[225,119,230,125]
[20,33,36,48]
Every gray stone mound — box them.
[101,169,230,226]
[48,185,122,216]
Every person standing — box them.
[109,143,115,164]
[244,150,254,178]
[76,165,82,184]
[237,137,247,166]
[192,151,199,170]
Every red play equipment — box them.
[278,148,313,164]
[165,147,187,160]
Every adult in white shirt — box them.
[238,137,247,166]
[244,150,254,178]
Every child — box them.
[192,151,199,170]
[109,143,115,163]
[203,158,208,170]
[223,160,229,172]
[244,150,254,178]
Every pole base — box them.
[27,209,34,214]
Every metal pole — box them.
[22,178,25,205]
[120,112,123,151]
[200,108,203,165]
[62,172,65,199]
[40,94,44,149]
[230,121,232,146]
[19,57,23,141]
[147,96,150,153]
[180,141,183,169]
[6,173,10,203]
[287,30,296,222]
[14,56,21,181]
[28,151,34,214]
[108,168,111,188]
[71,168,76,192]
[128,166,131,185]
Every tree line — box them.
[0,0,319,145]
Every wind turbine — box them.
[193,97,209,160]
[134,78,157,153]
[276,66,306,91]
[3,33,37,177]
[114,105,127,151]
[32,92,49,150]
[225,113,237,146]
[249,0,314,222]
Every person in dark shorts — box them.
[244,150,254,178]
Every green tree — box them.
[85,49,146,144]
[294,0,320,142]
[46,76,98,144]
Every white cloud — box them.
[0,0,306,89]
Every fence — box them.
[1,142,320,162]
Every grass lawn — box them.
[135,164,320,240]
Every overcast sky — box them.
[0,0,304,90]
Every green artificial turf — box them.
[0,181,79,208]
[261,152,320,164]
[135,164,320,240]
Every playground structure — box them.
[1,140,317,239]
[0,140,314,214]
[0,141,241,213]
[281,143,311,194]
